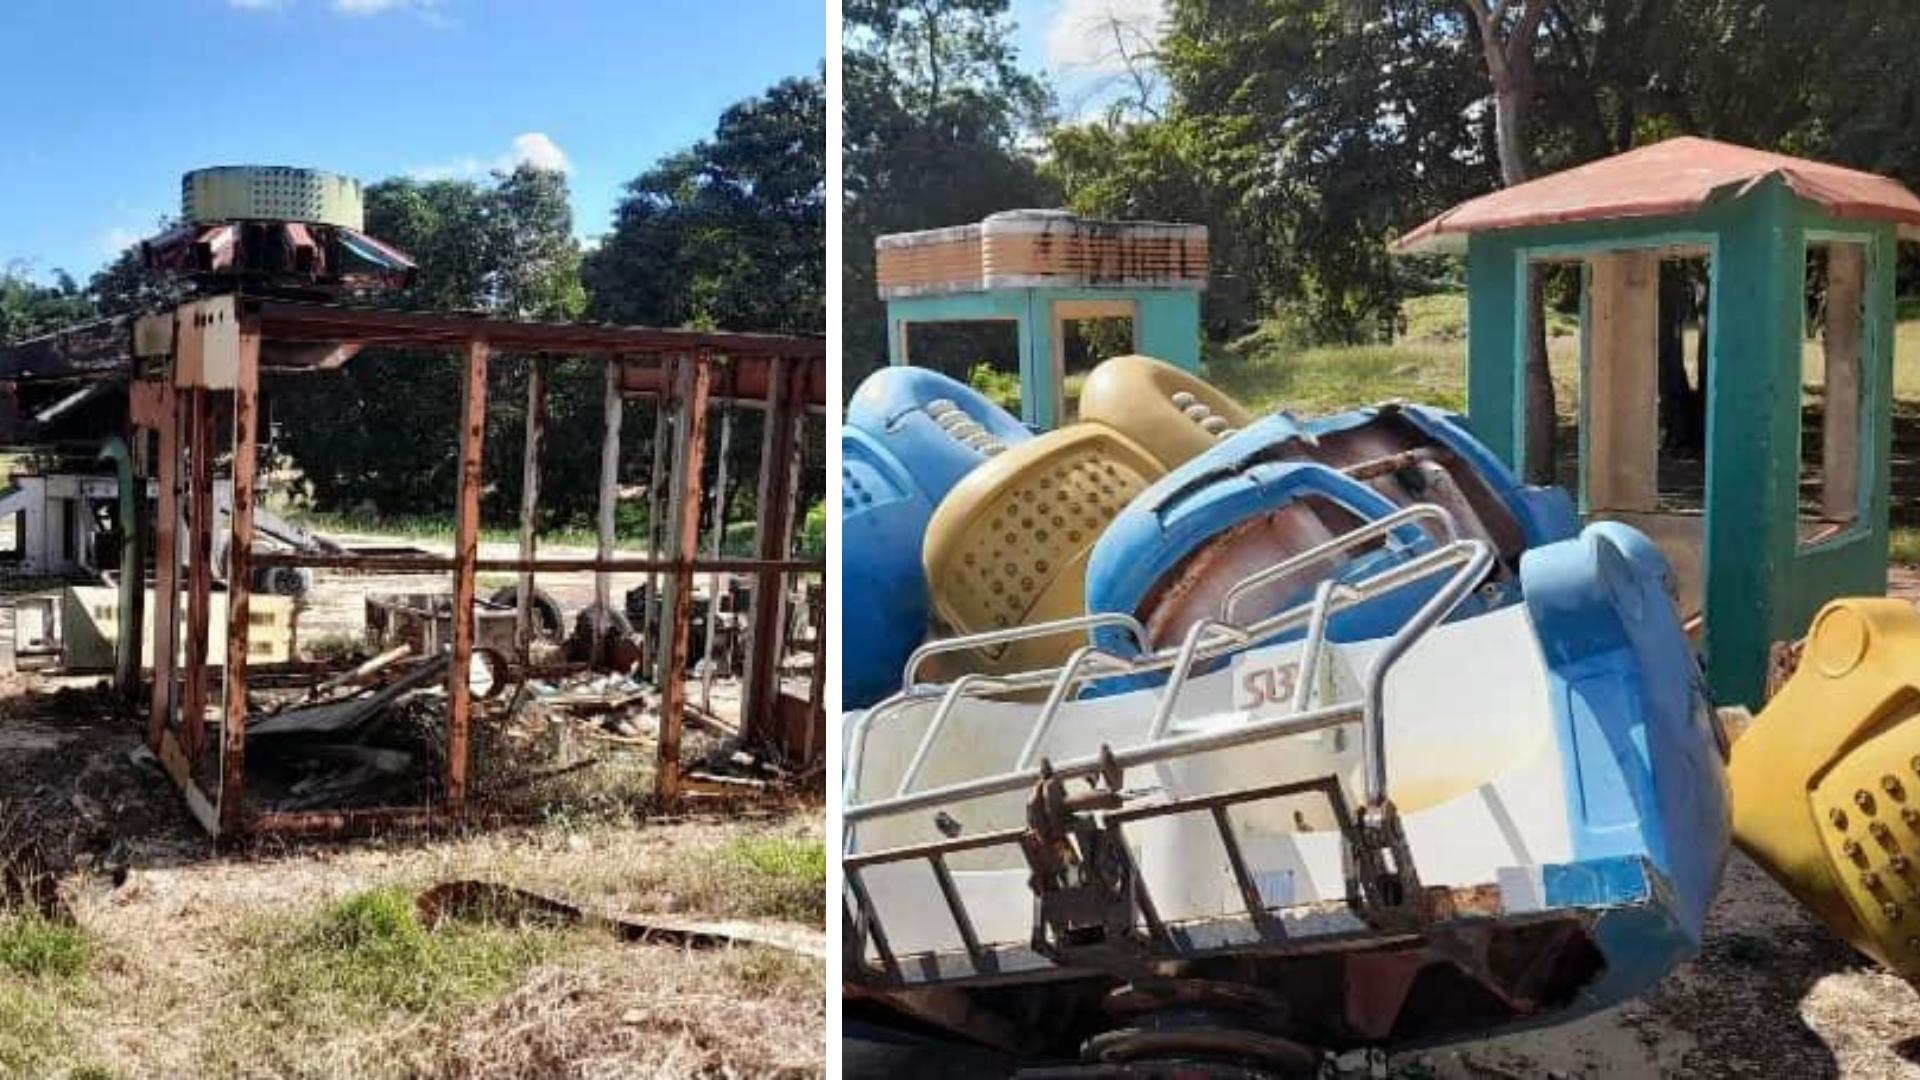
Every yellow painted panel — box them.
[1730,598,1920,978]
[1078,354,1252,469]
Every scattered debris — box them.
[416,879,827,958]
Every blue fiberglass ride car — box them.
[842,367,1031,707]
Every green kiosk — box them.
[876,209,1207,429]
[1397,136,1920,705]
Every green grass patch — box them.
[1207,338,1467,417]
[0,983,73,1076]
[0,914,94,980]
[1891,526,1920,565]
[644,835,826,925]
[203,885,578,1075]
[0,915,101,1076]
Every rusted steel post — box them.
[642,365,672,665]
[218,323,261,835]
[148,384,181,749]
[595,359,624,658]
[656,354,712,801]
[743,358,800,746]
[447,339,490,814]
[516,357,547,658]
[182,387,213,760]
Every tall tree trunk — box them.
[1468,0,1555,483]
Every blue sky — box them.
[0,0,824,283]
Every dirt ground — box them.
[0,678,826,1078]
[0,531,827,1079]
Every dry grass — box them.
[5,813,825,1079]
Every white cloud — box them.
[1046,0,1166,74]
[506,132,569,174]
[331,0,432,14]
[101,227,146,257]
[407,132,572,181]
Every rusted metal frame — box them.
[618,352,827,406]
[446,339,490,814]
[217,323,262,835]
[1106,819,1171,946]
[516,357,547,658]
[245,805,454,838]
[250,552,823,573]
[249,299,825,359]
[595,359,624,657]
[181,387,214,761]
[654,354,712,801]
[743,357,802,745]
[145,381,181,749]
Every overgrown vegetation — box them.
[203,886,580,1075]
[0,913,102,1077]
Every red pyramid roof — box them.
[1395,136,1920,254]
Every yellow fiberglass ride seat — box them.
[922,357,1251,677]
[1730,598,1920,981]
[1077,354,1254,466]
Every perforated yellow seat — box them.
[1730,598,1920,981]
[923,425,1165,675]
[1077,354,1253,467]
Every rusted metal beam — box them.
[147,384,181,749]
[218,323,262,835]
[617,352,827,407]
[182,387,213,761]
[743,359,802,746]
[446,339,490,814]
[595,360,623,657]
[516,358,546,657]
[655,354,712,801]
[249,552,823,573]
[248,299,824,360]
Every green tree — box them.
[843,0,1059,383]
[585,74,825,334]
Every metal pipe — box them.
[901,611,1150,689]
[1016,644,1132,769]
[1361,539,1495,808]
[1219,503,1453,624]
[1146,619,1253,742]
[895,672,1014,797]
[1291,580,1347,714]
[847,696,1366,825]
[847,536,1491,827]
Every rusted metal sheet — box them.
[617,352,827,407]
[182,387,213,760]
[250,299,823,360]
[446,339,490,813]
[655,354,712,801]
[218,324,261,835]
[0,316,133,381]
[416,880,826,958]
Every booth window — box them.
[1801,239,1868,547]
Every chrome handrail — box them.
[846,503,1491,828]
[1219,503,1450,624]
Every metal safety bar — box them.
[843,776,1355,980]
[846,503,1493,831]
